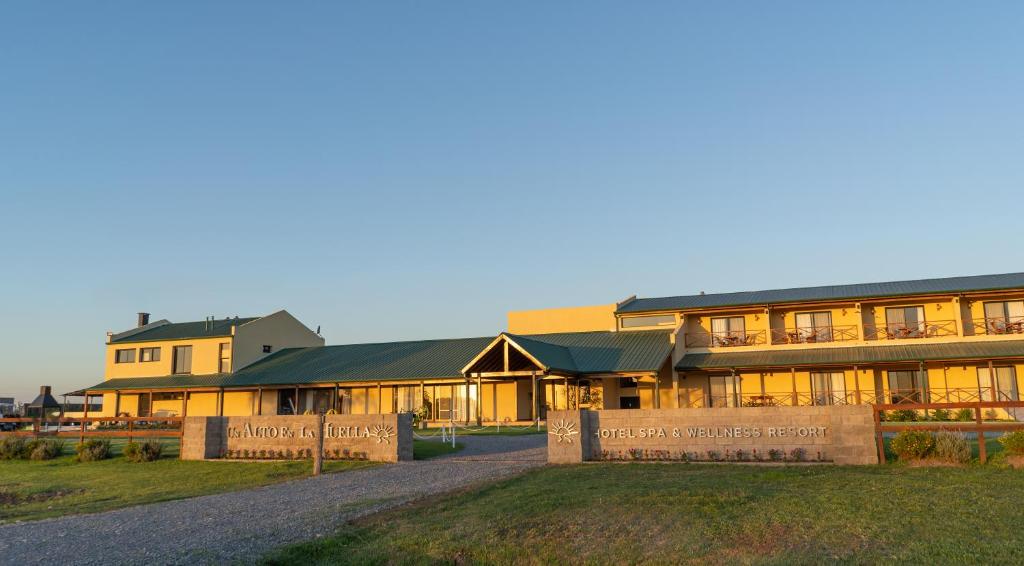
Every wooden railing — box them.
[678,388,1015,408]
[0,416,183,445]
[770,325,859,345]
[966,316,1024,336]
[873,400,1024,464]
[863,320,958,341]
[685,330,767,348]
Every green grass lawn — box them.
[416,424,545,436]
[0,438,375,523]
[263,463,1024,565]
[412,439,464,460]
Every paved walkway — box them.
[0,434,547,565]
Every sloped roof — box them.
[110,317,260,343]
[676,340,1024,370]
[619,272,1024,314]
[504,330,673,374]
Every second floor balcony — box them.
[685,329,766,348]
[863,320,958,341]
[770,325,858,345]
[967,316,1024,336]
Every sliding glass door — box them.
[811,372,846,405]
[796,312,833,342]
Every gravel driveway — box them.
[0,434,546,565]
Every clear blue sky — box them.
[2,2,1022,401]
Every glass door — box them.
[796,312,833,343]
[887,370,921,403]
[811,372,846,405]
[709,375,739,407]
[978,366,1019,402]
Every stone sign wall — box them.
[547,406,876,465]
[181,413,412,462]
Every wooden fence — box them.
[0,416,184,449]
[873,400,1024,464]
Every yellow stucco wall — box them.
[508,304,617,334]
[106,336,231,379]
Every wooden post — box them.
[731,368,738,407]
[377,382,383,414]
[294,385,300,415]
[653,374,661,409]
[531,372,538,421]
[148,390,154,418]
[332,384,339,413]
[419,381,425,415]
[988,360,997,401]
[312,414,324,476]
[854,366,862,404]
[791,367,798,406]
[83,393,90,419]
[217,389,224,416]
[977,403,987,464]
[873,406,885,464]
[182,391,188,417]
[672,372,680,409]
[114,391,121,418]
[476,373,483,426]
[256,388,263,415]
[127,418,134,444]
[464,377,471,425]
[563,376,569,410]
[759,372,766,397]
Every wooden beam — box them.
[853,366,861,405]
[182,391,188,417]
[217,389,224,417]
[476,373,483,426]
[791,367,798,406]
[531,371,538,421]
[464,376,471,425]
[654,373,660,409]
[377,382,382,414]
[256,388,262,416]
[504,341,510,372]
[672,372,680,409]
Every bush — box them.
[998,430,1024,455]
[123,441,162,462]
[27,439,64,461]
[933,431,971,463]
[930,409,952,422]
[890,430,935,460]
[955,408,975,422]
[0,437,28,459]
[75,439,111,462]
[887,409,919,422]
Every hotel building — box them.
[75,272,1024,423]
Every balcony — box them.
[685,330,766,348]
[770,325,858,345]
[863,320,958,341]
[966,316,1024,337]
[681,387,1006,408]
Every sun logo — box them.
[549,419,579,444]
[371,424,396,444]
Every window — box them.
[887,370,922,404]
[811,372,846,405]
[885,306,926,338]
[978,366,1019,402]
[709,375,740,407]
[140,347,160,362]
[621,314,676,328]
[394,386,419,413]
[218,342,231,373]
[114,349,136,363]
[984,301,1024,334]
[710,316,745,346]
[795,312,833,343]
[262,345,273,354]
[172,346,192,374]
[619,377,637,389]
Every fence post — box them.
[312,414,324,476]
[127,419,134,445]
[976,404,986,464]
[80,419,86,445]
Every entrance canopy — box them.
[462,330,673,378]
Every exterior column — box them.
[83,393,90,419]
[148,390,154,418]
[464,376,471,425]
[476,374,483,426]
[952,296,964,336]
[531,372,538,421]
[182,391,188,417]
[256,388,262,415]
[378,382,383,414]
[653,374,660,409]
[114,391,121,417]
[672,372,680,409]
[791,367,798,406]
[419,381,425,413]
[217,389,224,416]
[563,376,569,410]
[989,360,997,401]
[294,386,299,414]
[919,361,928,403]
[730,368,739,407]
[332,384,338,413]
[853,366,862,404]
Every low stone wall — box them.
[181,413,412,462]
[548,406,877,465]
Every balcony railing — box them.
[679,388,1013,408]
[966,316,1024,336]
[685,330,766,348]
[863,320,958,341]
[770,325,858,345]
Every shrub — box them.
[75,439,111,462]
[768,448,783,461]
[789,448,806,462]
[933,430,971,463]
[955,408,975,422]
[0,437,28,459]
[124,441,162,462]
[890,430,935,460]
[998,430,1024,455]
[887,409,919,422]
[930,409,952,422]
[27,439,64,461]
[985,409,1000,421]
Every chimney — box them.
[40,385,51,397]
[138,312,150,327]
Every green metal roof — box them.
[620,272,1024,314]
[78,330,674,393]
[505,330,672,374]
[676,340,1024,370]
[110,317,261,343]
